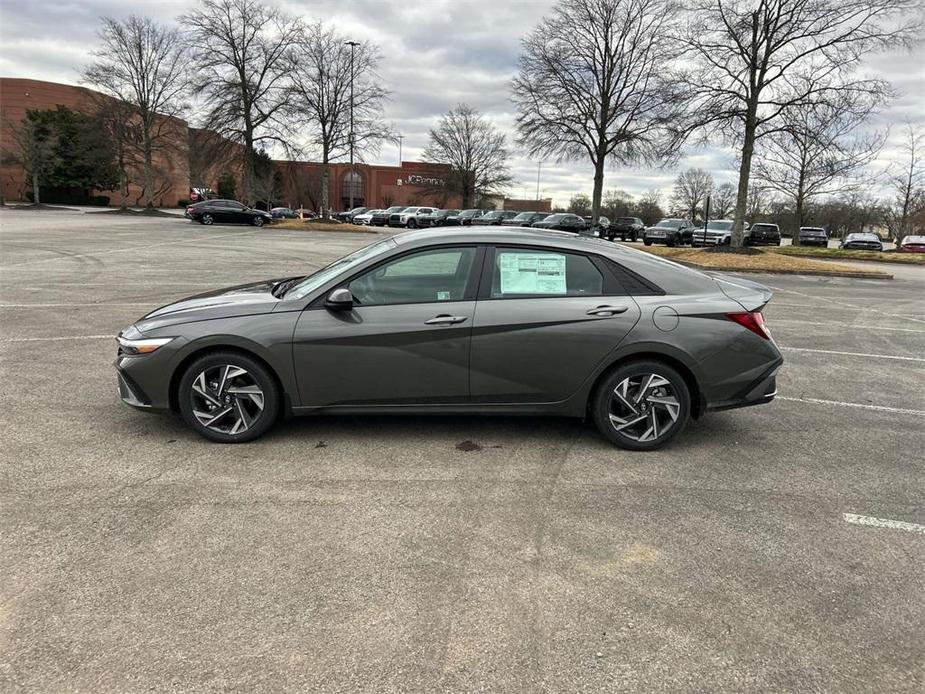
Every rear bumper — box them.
[706,362,782,412]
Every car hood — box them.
[135,277,291,332]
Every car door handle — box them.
[586,305,629,317]
[425,314,468,325]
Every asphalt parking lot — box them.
[1,209,923,693]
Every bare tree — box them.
[672,167,713,221]
[747,183,767,220]
[885,124,925,245]
[635,188,665,224]
[513,0,685,224]
[2,114,58,205]
[84,16,188,209]
[752,88,885,239]
[677,0,920,246]
[569,193,593,216]
[711,182,736,218]
[182,0,302,205]
[289,22,390,217]
[422,104,512,208]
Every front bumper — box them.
[114,342,179,413]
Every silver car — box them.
[115,228,783,450]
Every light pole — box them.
[535,161,542,202]
[345,40,359,211]
[396,134,403,167]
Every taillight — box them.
[726,311,772,340]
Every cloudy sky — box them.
[1,0,922,207]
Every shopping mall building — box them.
[0,78,550,212]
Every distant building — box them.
[0,77,459,211]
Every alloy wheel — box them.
[253,216,264,227]
[190,364,265,435]
[202,214,213,225]
[608,373,681,443]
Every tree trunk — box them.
[143,130,154,209]
[32,172,40,206]
[321,154,330,218]
[731,108,758,247]
[591,155,605,226]
[119,166,128,210]
[243,126,255,206]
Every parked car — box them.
[840,232,883,251]
[691,219,734,247]
[115,228,782,450]
[336,206,369,223]
[390,207,436,228]
[608,217,645,242]
[475,210,519,226]
[294,209,317,219]
[447,209,488,226]
[502,211,550,227]
[185,200,212,219]
[532,213,588,233]
[644,219,695,246]
[270,207,299,219]
[900,235,925,253]
[589,216,611,238]
[744,223,781,246]
[416,209,461,227]
[796,227,828,246]
[353,209,383,225]
[370,206,406,226]
[187,199,273,227]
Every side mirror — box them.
[325,287,354,311]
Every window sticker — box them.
[437,291,450,301]
[499,252,567,295]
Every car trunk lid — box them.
[710,273,773,311]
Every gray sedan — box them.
[115,228,783,450]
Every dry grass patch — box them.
[769,245,925,264]
[628,244,887,276]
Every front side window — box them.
[348,247,476,306]
[491,249,603,298]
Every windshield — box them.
[460,210,482,217]
[801,228,825,234]
[616,217,636,224]
[285,239,397,300]
[513,212,535,220]
[656,219,683,229]
[544,214,566,222]
[706,220,733,231]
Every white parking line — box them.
[767,286,925,325]
[1,228,263,268]
[1,335,112,343]
[770,320,925,334]
[779,347,925,362]
[843,513,925,534]
[777,396,925,416]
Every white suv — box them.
[389,207,435,228]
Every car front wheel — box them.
[178,352,280,443]
[643,239,652,246]
[201,214,213,225]
[252,216,264,227]
[592,360,691,451]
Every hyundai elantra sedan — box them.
[115,228,783,450]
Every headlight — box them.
[117,335,175,355]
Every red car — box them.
[900,235,925,253]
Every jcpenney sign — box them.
[398,174,445,187]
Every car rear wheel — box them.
[178,352,280,443]
[643,239,652,246]
[252,216,264,227]
[592,360,690,451]
[201,214,213,225]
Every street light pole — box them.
[397,134,403,167]
[345,40,359,211]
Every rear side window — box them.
[490,249,603,298]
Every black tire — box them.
[252,215,264,227]
[666,237,676,248]
[591,360,691,451]
[643,239,652,246]
[178,351,280,443]
[201,214,213,225]
[407,218,417,228]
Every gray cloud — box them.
[1,0,922,207]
